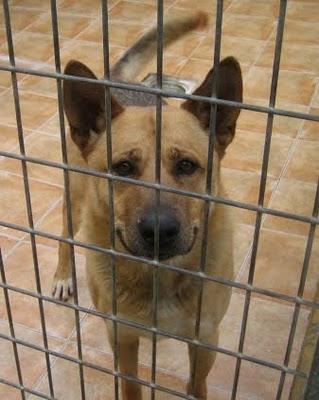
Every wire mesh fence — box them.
[0,0,318,399]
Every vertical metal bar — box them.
[150,2,164,399]
[49,1,86,399]
[304,335,319,399]
[0,249,26,400]
[276,179,319,399]
[231,2,287,398]
[3,1,55,397]
[189,0,223,395]
[101,1,119,399]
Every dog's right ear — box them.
[181,57,243,158]
[63,60,123,152]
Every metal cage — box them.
[0,0,318,399]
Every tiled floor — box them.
[0,0,318,399]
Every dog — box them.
[52,11,243,400]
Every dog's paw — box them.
[52,277,74,301]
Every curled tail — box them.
[111,11,208,81]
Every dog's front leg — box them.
[187,329,219,399]
[118,337,141,400]
[107,326,142,400]
[52,193,82,301]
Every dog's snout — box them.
[138,209,180,247]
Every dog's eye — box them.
[112,161,135,176]
[175,159,198,176]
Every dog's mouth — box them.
[116,227,197,261]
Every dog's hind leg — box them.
[187,329,219,399]
[52,186,82,301]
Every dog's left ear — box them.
[181,56,242,157]
[63,60,124,152]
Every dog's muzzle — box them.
[116,205,198,261]
[137,208,180,260]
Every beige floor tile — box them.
[11,0,56,9]
[312,84,319,107]
[129,0,176,5]
[35,113,57,135]
[0,132,64,186]
[166,32,205,58]
[284,140,319,183]
[6,292,308,400]
[0,383,21,400]
[223,130,293,178]
[0,91,57,130]
[177,57,214,82]
[0,124,31,152]
[257,42,319,74]
[264,179,317,236]
[35,197,87,255]
[221,36,265,67]
[0,168,62,237]
[174,0,232,13]
[0,32,68,66]
[280,20,319,46]
[242,229,319,301]
[59,0,119,16]
[27,12,92,38]
[0,234,20,258]
[237,97,308,138]
[223,14,274,41]
[0,320,65,390]
[59,40,124,77]
[0,7,43,33]
[236,361,282,399]
[109,1,157,24]
[192,34,264,67]
[19,74,58,98]
[220,167,276,225]
[245,67,316,107]
[287,1,319,23]
[78,19,146,48]
[177,58,249,88]
[0,71,14,89]
[31,340,194,400]
[227,0,279,19]
[0,242,90,336]
[243,295,309,368]
[301,108,319,142]
[0,27,6,45]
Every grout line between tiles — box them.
[2,196,63,261]
[28,311,90,398]
[235,86,317,286]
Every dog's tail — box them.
[110,12,208,81]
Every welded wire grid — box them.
[0,0,319,399]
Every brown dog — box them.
[52,11,242,400]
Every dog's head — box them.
[63,57,242,262]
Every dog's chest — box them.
[116,275,199,335]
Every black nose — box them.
[138,208,180,248]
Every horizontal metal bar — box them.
[0,314,308,381]
[1,150,318,226]
[0,377,56,400]
[0,340,191,400]
[1,219,318,310]
[0,64,319,123]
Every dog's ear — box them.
[63,60,123,151]
[181,56,242,157]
